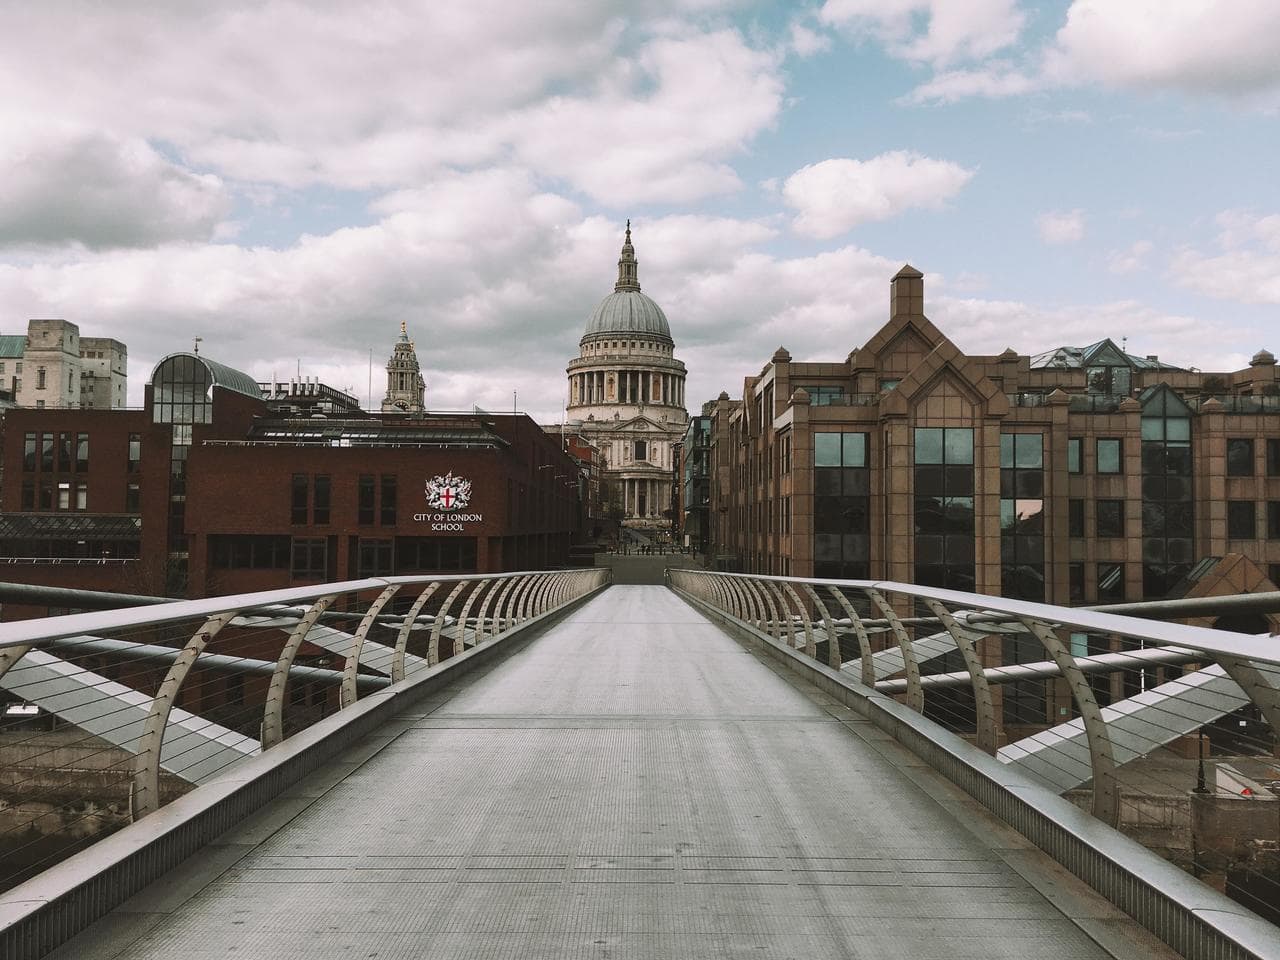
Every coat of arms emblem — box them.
[424,472,472,511]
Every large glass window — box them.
[151,354,213,424]
[1141,399,1194,599]
[394,537,478,572]
[1226,438,1254,476]
[1001,633,1046,725]
[1096,438,1122,474]
[1000,433,1044,601]
[814,432,869,580]
[915,428,974,592]
[1086,364,1131,396]
[1227,501,1256,540]
[210,535,290,569]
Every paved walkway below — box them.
[51,587,1175,960]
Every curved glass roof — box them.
[149,352,261,400]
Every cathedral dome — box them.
[584,290,671,342]
[581,221,673,344]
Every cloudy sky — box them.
[1,1,1277,421]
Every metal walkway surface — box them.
[47,586,1174,960]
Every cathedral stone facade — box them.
[566,224,688,527]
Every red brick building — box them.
[0,352,584,605]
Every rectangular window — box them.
[1068,499,1085,537]
[23,433,36,472]
[38,481,52,510]
[1096,499,1124,538]
[36,367,46,390]
[75,483,87,510]
[358,538,395,576]
[57,481,71,510]
[56,433,72,472]
[634,439,647,461]
[1068,438,1083,473]
[290,473,308,524]
[75,433,89,472]
[915,427,975,594]
[1096,438,1122,474]
[1268,439,1280,476]
[40,434,53,472]
[358,474,375,524]
[1097,563,1125,604]
[21,480,34,510]
[313,475,331,524]
[126,482,141,512]
[290,537,328,579]
[1069,562,1085,605]
[1226,438,1254,476]
[1227,500,1256,540]
[1267,502,1280,540]
[128,433,141,472]
[210,535,290,569]
[380,475,397,525]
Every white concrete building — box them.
[564,223,688,527]
[0,319,126,410]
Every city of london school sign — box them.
[415,472,483,531]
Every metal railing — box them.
[668,569,1280,957]
[0,567,608,899]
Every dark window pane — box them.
[1268,439,1280,476]
[1068,499,1084,537]
[914,497,944,534]
[1268,502,1280,539]
[1226,438,1254,476]
[380,475,397,525]
[1097,499,1124,538]
[1013,471,1043,497]
[915,465,944,495]
[944,465,974,495]
[915,535,943,564]
[815,467,841,495]
[290,474,308,524]
[1165,445,1192,476]
[1227,500,1256,539]
[1141,501,1165,537]
[358,474,375,525]
[1069,563,1085,605]
[314,475,331,524]
[842,468,869,496]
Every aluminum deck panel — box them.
[47,586,1173,960]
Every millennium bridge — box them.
[0,569,1277,959]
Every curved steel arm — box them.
[263,596,335,749]
[921,596,996,755]
[341,586,401,707]
[392,582,440,682]
[867,588,923,713]
[824,586,874,687]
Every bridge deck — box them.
[50,586,1173,960]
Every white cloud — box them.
[1107,240,1153,275]
[903,62,1038,103]
[1171,210,1280,305]
[0,126,228,249]
[820,0,1025,67]
[1036,209,1085,245]
[782,152,975,238]
[1046,0,1280,98]
[0,4,781,204]
[789,21,832,58]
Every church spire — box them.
[614,219,640,293]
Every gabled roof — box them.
[0,335,26,358]
[1138,383,1195,417]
